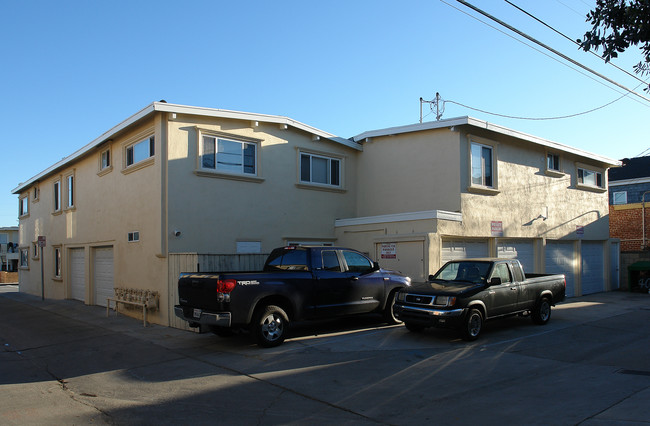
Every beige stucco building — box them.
[12,102,620,327]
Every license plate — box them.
[193,308,202,319]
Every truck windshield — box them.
[432,261,491,284]
[264,248,309,271]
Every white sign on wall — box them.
[381,243,397,259]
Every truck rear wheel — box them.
[532,297,551,325]
[252,305,289,348]
[461,308,483,341]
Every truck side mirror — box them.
[488,277,502,286]
[428,274,435,281]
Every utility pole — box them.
[420,93,444,122]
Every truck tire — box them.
[252,305,289,348]
[531,297,551,325]
[461,308,483,341]
[383,289,402,325]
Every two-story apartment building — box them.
[13,102,620,327]
[1,226,20,273]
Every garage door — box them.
[376,241,425,282]
[581,241,604,295]
[69,248,85,302]
[497,240,535,273]
[545,242,575,297]
[93,247,114,307]
[442,240,488,263]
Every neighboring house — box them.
[12,102,620,327]
[0,226,20,272]
[608,156,650,252]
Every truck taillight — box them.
[217,279,237,293]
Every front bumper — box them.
[174,305,232,328]
[394,303,465,328]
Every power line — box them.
[451,0,650,103]
[505,0,649,86]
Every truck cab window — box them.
[322,251,341,272]
[342,251,373,273]
[490,263,511,284]
[265,249,309,271]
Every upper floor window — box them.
[33,186,39,201]
[54,247,62,278]
[613,191,627,205]
[300,152,340,187]
[101,149,111,170]
[19,196,29,217]
[201,136,256,175]
[578,167,603,188]
[66,175,74,209]
[53,180,61,212]
[471,142,493,187]
[126,136,155,167]
[547,153,560,172]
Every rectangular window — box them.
[33,186,39,201]
[19,196,28,216]
[53,180,61,212]
[32,242,39,259]
[54,247,61,278]
[201,136,256,175]
[128,231,140,242]
[547,153,560,171]
[300,153,341,186]
[471,142,493,187]
[20,248,28,268]
[578,167,603,188]
[101,149,111,170]
[126,136,155,167]
[613,191,627,205]
[66,175,74,208]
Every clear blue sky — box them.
[2,0,649,226]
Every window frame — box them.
[54,246,62,278]
[467,136,499,194]
[53,179,62,213]
[19,248,29,269]
[298,151,343,188]
[126,136,155,167]
[32,242,40,260]
[576,163,606,192]
[99,147,113,176]
[19,195,29,217]
[65,173,75,210]
[128,231,140,242]
[200,135,257,176]
[194,128,263,183]
[613,191,627,205]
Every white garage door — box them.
[69,248,85,302]
[581,242,604,295]
[93,247,114,307]
[545,242,575,297]
[442,240,488,263]
[497,240,535,273]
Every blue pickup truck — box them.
[174,246,411,347]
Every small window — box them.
[20,248,29,268]
[578,167,603,188]
[128,231,140,242]
[300,153,341,186]
[54,247,62,278]
[126,136,155,167]
[53,180,61,212]
[32,242,39,259]
[66,175,74,208]
[613,191,627,205]
[547,153,560,172]
[201,136,256,175]
[19,196,29,217]
[101,149,111,170]
[471,142,493,187]
[33,186,39,201]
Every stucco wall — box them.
[165,114,358,254]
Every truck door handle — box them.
[510,287,518,291]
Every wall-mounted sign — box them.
[381,243,397,259]
[37,236,46,248]
[491,221,503,237]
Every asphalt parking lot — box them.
[1,284,649,425]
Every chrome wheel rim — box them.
[261,314,283,341]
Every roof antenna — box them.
[420,93,444,123]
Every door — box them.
[497,240,535,273]
[545,241,575,297]
[486,262,519,316]
[442,240,488,263]
[93,246,114,307]
[581,242,605,295]
[69,248,85,302]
